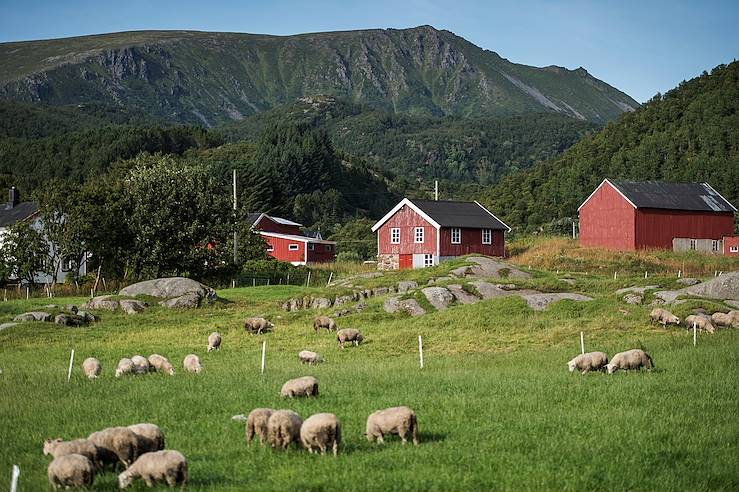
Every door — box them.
[399,254,413,270]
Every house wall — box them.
[579,182,636,250]
[264,236,305,264]
[255,216,301,235]
[724,236,739,256]
[377,205,437,255]
[307,243,336,263]
[635,209,735,250]
[439,228,504,257]
[672,238,723,254]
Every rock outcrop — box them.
[422,287,455,310]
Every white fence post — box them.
[10,464,20,492]
[327,272,333,287]
[67,349,75,383]
[418,335,424,369]
[580,332,585,354]
[26,287,29,300]
[693,322,697,347]
[261,341,266,374]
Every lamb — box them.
[711,311,739,328]
[43,438,102,469]
[244,317,274,334]
[183,354,203,373]
[246,408,274,446]
[605,349,655,374]
[313,316,337,333]
[82,357,102,379]
[48,453,95,490]
[300,413,341,456]
[567,351,609,374]
[685,314,716,334]
[128,423,166,454]
[267,410,303,450]
[280,376,319,397]
[115,358,135,377]
[118,450,188,489]
[147,354,175,375]
[131,355,151,375]
[365,406,419,445]
[649,308,680,326]
[336,328,364,348]
[207,331,222,352]
[298,350,324,365]
[88,427,140,468]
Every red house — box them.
[371,198,510,270]
[247,213,336,265]
[578,179,736,251]
[724,236,739,256]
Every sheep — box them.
[128,423,165,454]
[365,406,419,445]
[246,408,274,446]
[88,427,140,468]
[82,357,102,379]
[267,410,303,450]
[711,311,739,328]
[685,314,716,334]
[131,355,151,375]
[313,316,337,333]
[244,317,274,334]
[280,376,319,398]
[183,354,203,373]
[567,352,609,374]
[147,354,175,375]
[48,454,95,490]
[115,358,135,377]
[207,331,222,352]
[605,349,654,374]
[336,328,364,348]
[118,450,188,489]
[300,413,341,456]
[649,308,680,326]
[298,350,324,365]
[43,438,102,469]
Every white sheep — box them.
[605,349,655,374]
[131,355,151,375]
[649,308,680,326]
[280,376,319,397]
[118,450,188,489]
[207,331,222,352]
[147,354,175,375]
[82,357,102,379]
[88,427,140,468]
[365,406,419,445]
[244,317,274,334]
[567,352,609,374]
[115,358,135,377]
[183,354,203,373]
[43,438,101,469]
[336,328,364,348]
[685,314,716,334]
[267,410,303,450]
[298,350,324,365]
[711,311,739,328]
[128,423,165,454]
[300,413,341,456]
[246,408,274,446]
[313,316,337,333]
[48,453,95,490]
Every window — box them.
[711,240,719,252]
[308,243,315,251]
[689,239,697,251]
[325,244,332,252]
[482,229,492,245]
[423,254,434,267]
[390,228,400,244]
[451,228,461,244]
[731,246,738,253]
[288,244,299,251]
[415,227,424,243]
[266,244,274,252]
[61,256,74,272]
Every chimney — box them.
[9,187,20,208]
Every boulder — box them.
[120,277,216,301]
[372,287,389,296]
[13,311,53,322]
[119,300,147,315]
[159,292,201,309]
[422,287,455,310]
[333,295,353,307]
[83,295,119,311]
[677,278,701,286]
[76,311,97,323]
[468,281,511,300]
[680,272,739,300]
[384,297,426,316]
[63,304,79,314]
[520,293,593,311]
[726,300,739,310]
[653,290,680,304]
[466,257,532,279]
[615,285,661,295]
[397,281,418,293]
[310,297,332,309]
[54,314,87,326]
[450,266,471,278]
[447,284,480,305]
[0,322,18,331]
[622,293,643,305]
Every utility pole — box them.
[233,169,238,265]
[434,180,438,201]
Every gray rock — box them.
[231,414,248,422]
[0,322,18,331]
[372,287,389,296]
[54,314,87,326]
[726,300,739,309]
[450,266,471,278]
[466,257,532,279]
[680,272,739,300]
[384,297,426,316]
[310,297,332,309]
[159,292,201,309]
[520,293,593,311]
[83,295,119,311]
[654,290,680,304]
[447,284,480,304]
[76,311,97,323]
[357,272,384,279]
[289,298,303,311]
[495,284,518,291]
[422,287,455,310]
[560,278,576,286]
[13,311,53,322]
[119,299,147,315]
[63,304,78,314]
[615,285,661,295]
[333,295,353,307]
[677,278,701,286]
[397,281,418,293]
[468,281,511,300]
[120,277,216,301]
[622,293,643,305]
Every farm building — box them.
[371,198,510,270]
[724,236,739,256]
[578,179,736,251]
[246,212,336,265]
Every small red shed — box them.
[724,236,739,256]
[247,213,336,265]
[371,198,510,270]
[578,179,736,251]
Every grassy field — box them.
[1,264,738,490]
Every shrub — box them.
[336,251,363,262]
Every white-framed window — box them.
[325,244,332,252]
[482,229,492,245]
[390,228,400,244]
[423,254,434,267]
[451,228,461,244]
[730,245,738,253]
[308,243,315,251]
[712,240,719,252]
[266,244,274,252]
[689,239,697,250]
[288,244,299,251]
[415,227,424,243]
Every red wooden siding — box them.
[255,216,301,235]
[378,205,437,255]
[306,243,336,263]
[724,236,739,256]
[399,254,413,269]
[635,209,735,250]
[439,228,504,257]
[265,236,305,263]
[579,182,636,250]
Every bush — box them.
[241,259,305,276]
[336,251,363,262]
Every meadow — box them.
[1,260,738,490]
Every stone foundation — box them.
[377,254,399,270]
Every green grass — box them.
[1,274,738,490]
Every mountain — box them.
[478,61,739,232]
[0,26,638,126]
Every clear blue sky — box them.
[1,0,737,102]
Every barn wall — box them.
[724,236,739,256]
[256,216,301,235]
[307,243,336,263]
[635,210,735,249]
[377,205,437,255]
[579,183,636,250]
[439,228,504,257]
[264,236,305,263]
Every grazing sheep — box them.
[300,413,341,456]
[82,357,102,379]
[280,376,319,398]
[649,308,680,326]
[128,424,165,454]
[605,349,654,374]
[115,358,135,378]
[365,406,419,445]
[244,317,274,334]
[44,438,101,469]
[685,314,716,334]
[267,410,303,450]
[313,316,337,333]
[131,355,151,375]
[88,427,140,468]
[336,328,364,348]
[711,311,739,328]
[298,350,324,365]
[207,332,222,352]
[567,352,609,374]
[147,354,175,376]
[48,454,95,490]
[118,450,188,489]
[183,354,203,373]
[246,408,274,446]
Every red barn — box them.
[371,198,510,270]
[578,179,736,251]
[247,213,336,265]
[724,236,739,256]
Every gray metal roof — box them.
[0,201,39,227]
[410,199,508,230]
[609,180,736,213]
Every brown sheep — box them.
[336,328,364,348]
[246,408,274,446]
[313,316,337,333]
[244,317,274,334]
[267,410,303,450]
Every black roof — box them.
[410,199,509,230]
[0,201,39,227]
[608,180,736,213]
